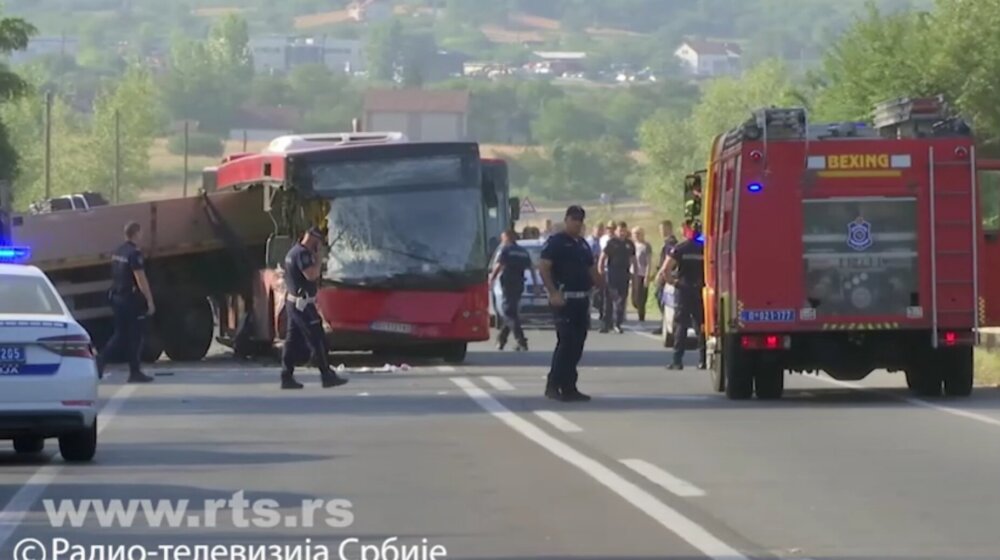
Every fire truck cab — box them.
[698,97,993,400]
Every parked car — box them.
[0,256,99,462]
[488,240,550,327]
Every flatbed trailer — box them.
[9,187,273,362]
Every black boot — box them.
[562,388,591,402]
[281,371,303,389]
[544,383,561,400]
[321,372,349,388]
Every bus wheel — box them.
[723,335,753,400]
[442,343,467,364]
[942,346,973,397]
[141,324,164,363]
[162,296,214,362]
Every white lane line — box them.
[626,327,661,341]
[452,378,748,560]
[437,366,457,373]
[436,391,449,396]
[621,459,707,498]
[357,392,371,397]
[482,376,515,391]
[816,377,1000,428]
[533,410,583,433]
[0,384,136,551]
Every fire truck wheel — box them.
[941,346,974,397]
[441,343,468,364]
[905,361,942,397]
[754,365,784,400]
[161,296,215,362]
[722,335,753,400]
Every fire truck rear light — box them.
[740,335,790,350]
[747,183,763,193]
[938,331,974,346]
[944,331,957,345]
[955,146,969,158]
[749,150,762,161]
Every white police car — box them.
[489,239,549,326]
[0,248,99,463]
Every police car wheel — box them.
[13,436,44,454]
[59,422,97,463]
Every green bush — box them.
[166,131,224,157]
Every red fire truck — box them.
[692,96,1000,400]
[207,133,492,363]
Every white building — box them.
[9,36,79,64]
[249,36,365,74]
[673,39,742,77]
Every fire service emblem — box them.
[847,217,872,251]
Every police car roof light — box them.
[0,246,30,263]
[747,183,763,193]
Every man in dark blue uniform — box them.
[539,206,604,402]
[656,221,706,370]
[489,229,538,351]
[280,227,349,390]
[95,221,154,383]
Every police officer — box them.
[280,227,349,390]
[538,206,604,402]
[652,220,679,336]
[489,229,538,351]
[598,221,637,334]
[656,220,706,370]
[95,221,154,383]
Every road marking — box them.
[533,410,583,433]
[436,391,449,396]
[817,377,1000,428]
[620,459,707,497]
[437,366,457,373]
[452,377,748,560]
[357,392,371,397]
[628,328,662,341]
[0,384,135,551]
[483,376,515,391]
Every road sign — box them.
[520,197,536,214]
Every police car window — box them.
[0,276,63,315]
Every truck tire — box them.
[723,335,753,400]
[754,364,784,400]
[442,343,467,364]
[161,297,214,362]
[906,359,942,397]
[942,346,974,397]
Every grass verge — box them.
[975,348,1000,387]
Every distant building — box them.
[673,39,742,77]
[348,0,393,23]
[363,89,470,141]
[248,36,365,74]
[9,36,79,65]
[527,51,587,76]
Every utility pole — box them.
[114,109,121,204]
[183,120,189,197]
[44,91,52,199]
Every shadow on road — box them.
[0,443,331,468]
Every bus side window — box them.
[980,170,1000,233]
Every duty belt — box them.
[563,291,590,299]
[286,294,316,305]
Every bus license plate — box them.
[371,322,413,335]
[0,345,26,365]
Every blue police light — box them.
[695,233,705,244]
[747,183,763,193]
[0,246,31,263]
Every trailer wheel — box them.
[441,343,467,364]
[723,335,753,400]
[754,365,784,400]
[140,325,164,363]
[161,297,214,362]
[941,346,973,397]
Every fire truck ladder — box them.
[875,97,978,347]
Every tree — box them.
[365,19,404,82]
[208,14,254,83]
[531,98,607,146]
[0,13,36,186]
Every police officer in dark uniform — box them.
[95,221,154,383]
[489,229,538,351]
[656,220,706,370]
[280,227,349,390]
[539,206,604,402]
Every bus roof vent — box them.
[264,132,408,153]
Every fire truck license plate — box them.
[740,310,795,322]
[370,321,414,334]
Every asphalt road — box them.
[3,323,1000,560]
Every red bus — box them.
[208,133,491,363]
